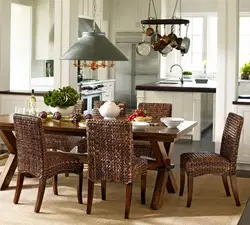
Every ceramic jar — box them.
[99,101,121,120]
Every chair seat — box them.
[45,135,87,154]
[133,140,155,158]
[132,157,147,179]
[180,151,231,177]
[46,151,83,179]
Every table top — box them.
[0,114,197,142]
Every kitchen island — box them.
[136,80,216,141]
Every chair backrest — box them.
[220,112,244,173]
[93,101,127,118]
[14,114,47,178]
[138,103,172,122]
[87,120,134,184]
[72,100,83,114]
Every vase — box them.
[49,106,74,115]
[99,101,121,120]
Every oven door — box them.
[81,92,102,115]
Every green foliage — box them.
[44,86,79,108]
[240,61,250,80]
[183,71,192,75]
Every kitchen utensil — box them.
[145,27,154,36]
[160,45,173,57]
[145,0,157,36]
[151,26,162,51]
[180,25,190,55]
[136,29,151,56]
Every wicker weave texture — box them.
[45,100,87,154]
[92,101,127,118]
[180,112,244,177]
[86,120,147,184]
[14,114,83,179]
[134,103,172,158]
[138,103,172,123]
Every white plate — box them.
[78,122,86,127]
[132,121,150,127]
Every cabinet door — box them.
[236,106,250,164]
[115,0,160,32]
[79,0,103,19]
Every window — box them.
[239,17,250,71]
[180,17,203,71]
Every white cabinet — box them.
[113,0,161,32]
[0,94,49,114]
[102,80,115,101]
[235,105,250,164]
[79,0,103,19]
[34,0,54,60]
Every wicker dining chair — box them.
[13,114,84,213]
[92,101,127,119]
[133,103,172,158]
[179,112,244,207]
[86,120,147,219]
[45,100,87,154]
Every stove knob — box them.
[97,84,104,88]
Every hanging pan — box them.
[136,29,151,56]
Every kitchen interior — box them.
[3,0,250,143]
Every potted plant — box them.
[44,86,79,115]
[183,71,192,79]
[240,61,250,80]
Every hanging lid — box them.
[61,32,128,61]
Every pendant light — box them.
[61,0,128,70]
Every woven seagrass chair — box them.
[92,101,127,119]
[86,120,147,219]
[13,114,83,213]
[179,112,244,207]
[45,100,87,155]
[133,103,172,158]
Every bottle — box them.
[28,89,37,115]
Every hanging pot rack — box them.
[141,18,189,25]
[141,0,189,26]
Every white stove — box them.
[78,80,104,114]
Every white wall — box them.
[0,0,11,91]
[10,3,32,90]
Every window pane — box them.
[240,17,250,35]
[192,35,203,52]
[192,18,203,35]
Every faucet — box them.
[170,64,184,85]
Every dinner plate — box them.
[78,122,87,127]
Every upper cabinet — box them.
[113,0,161,32]
[79,0,103,19]
[34,0,54,60]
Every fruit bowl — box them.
[160,117,184,128]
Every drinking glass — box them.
[14,106,22,114]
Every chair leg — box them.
[87,179,95,214]
[77,171,83,204]
[141,174,146,205]
[34,179,46,213]
[125,183,132,219]
[179,169,185,196]
[13,172,25,204]
[186,175,193,208]
[229,175,240,206]
[101,180,106,200]
[52,175,58,195]
[222,175,230,196]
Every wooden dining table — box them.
[0,114,197,210]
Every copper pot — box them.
[145,27,154,36]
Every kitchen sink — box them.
[157,80,180,84]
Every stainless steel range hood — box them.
[78,18,101,38]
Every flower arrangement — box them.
[44,86,79,108]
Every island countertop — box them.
[136,81,216,93]
[0,90,46,96]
